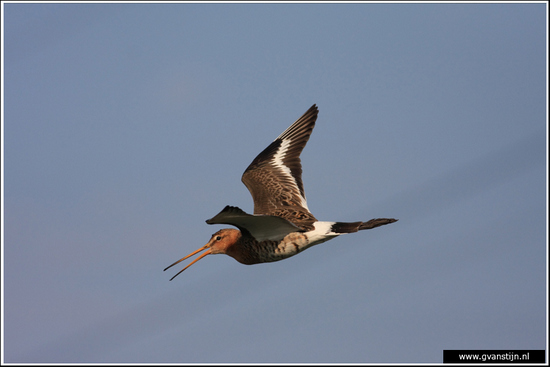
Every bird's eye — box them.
[215,236,222,241]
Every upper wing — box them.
[241,104,319,230]
[206,205,303,241]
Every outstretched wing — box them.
[206,205,303,241]
[241,104,318,230]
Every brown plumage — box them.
[164,105,397,280]
[241,104,319,230]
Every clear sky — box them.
[3,2,547,363]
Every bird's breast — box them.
[250,229,337,264]
[230,222,341,265]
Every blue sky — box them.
[3,2,547,363]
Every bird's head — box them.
[164,228,241,281]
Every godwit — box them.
[165,104,397,280]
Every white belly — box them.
[272,222,340,259]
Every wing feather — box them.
[206,206,303,241]
[241,104,319,230]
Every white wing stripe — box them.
[272,138,309,210]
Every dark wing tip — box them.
[205,205,249,224]
[277,104,318,141]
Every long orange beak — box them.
[164,244,212,281]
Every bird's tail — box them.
[330,218,398,234]
[358,218,398,230]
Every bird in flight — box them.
[165,105,397,280]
